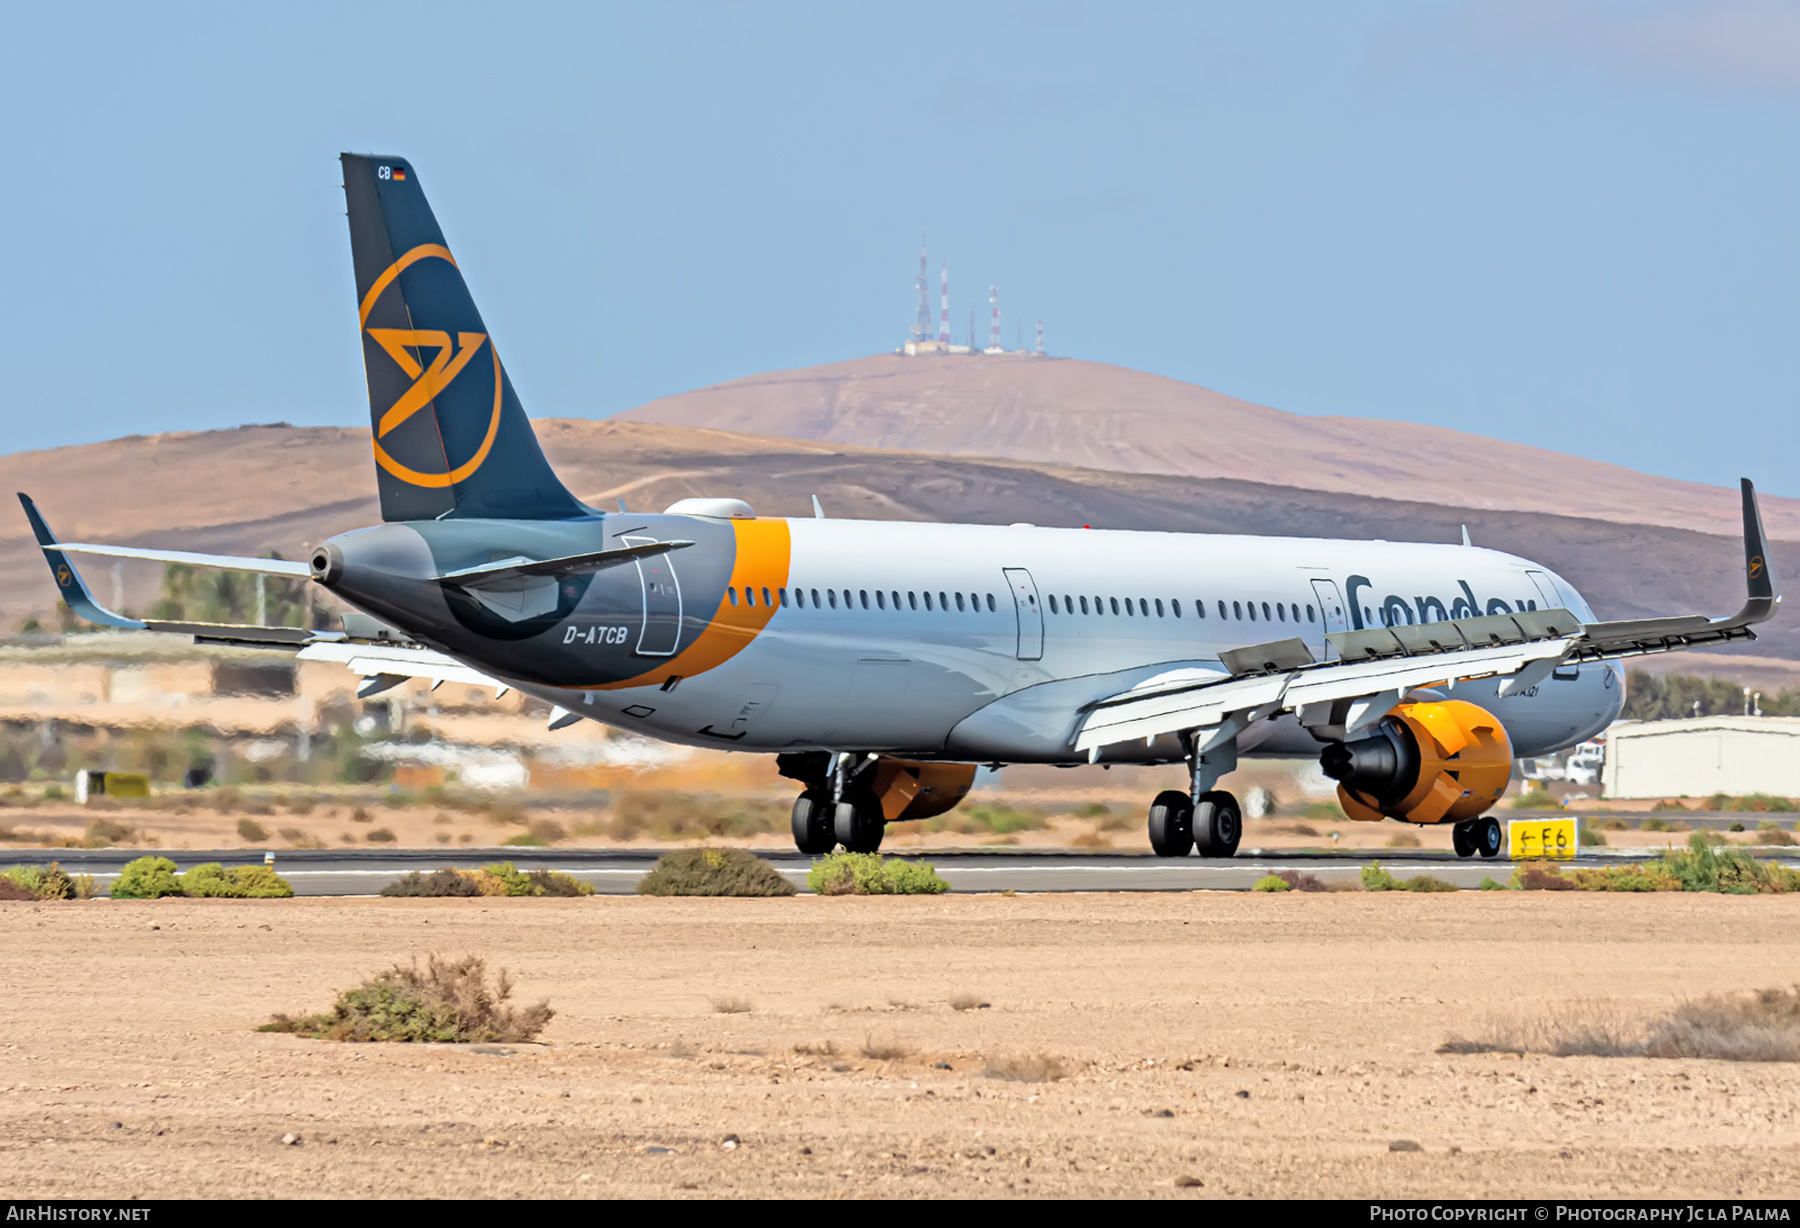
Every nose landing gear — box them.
[1147,789,1242,859]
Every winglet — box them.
[16,493,148,630]
[1742,478,1777,614]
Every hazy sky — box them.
[2,2,1795,495]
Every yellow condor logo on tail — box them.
[1750,555,1766,581]
[359,244,505,489]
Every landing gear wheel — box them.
[1147,790,1195,857]
[1452,822,1478,859]
[1476,815,1504,859]
[1192,790,1242,859]
[791,789,835,855]
[833,797,885,854]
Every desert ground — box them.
[2,892,1798,1199]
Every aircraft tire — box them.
[1192,790,1242,859]
[1147,790,1194,857]
[1476,815,1504,859]
[834,798,885,854]
[1452,822,1478,859]
[792,790,835,855]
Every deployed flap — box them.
[298,640,503,689]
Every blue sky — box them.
[2,2,1795,494]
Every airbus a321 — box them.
[21,154,1782,860]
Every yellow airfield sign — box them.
[1508,817,1577,860]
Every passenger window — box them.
[844,589,853,608]
[1218,601,1227,620]
[728,588,739,607]
[1171,599,1181,618]
[1140,598,1149,616]
[1306,604,1315,622]
[986,594,996,612]
[1155,599,1164,617]
[908,592,918,610]
[892,591,901,610]
[955,592,966,612]
[1276,604,1285,622]
[779,588,789,608]
[794,588,804,608]
[859,590,869,609]
[876,591,886,610]
[1048,594,1058,614]
[811,588,821,607]
[1262,602,1271,620]
[1079,595,1089,614]
[1109,597,1120,615]
[1232,601,1241,620]
[762,587,772,608]
[939,591,949,610]
[924,592,934,611]
[1290,603,1299,622]
[1248,602,1257,621]
[827,589,838,609]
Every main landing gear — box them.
[1452,815,1504,859]
[785,753,886,855]
[1147,789,1242,859]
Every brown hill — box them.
[0,420,1791,686]
[620,353,1800,542]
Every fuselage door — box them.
[1524,570,1562,613]
[1309,578,1348,660]
[1003,567,1044,661]
[621,536,683,656]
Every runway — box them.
[28,845,1719,896]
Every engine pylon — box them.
[1320,699,1512,825]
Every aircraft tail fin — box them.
[340,153,586,522]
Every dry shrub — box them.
[637,847,796,897]
[1442,987,1800,1062]
[0,826,65,846]
[1278,823,1321,837]
[981,1052,1070,1082]
[527,819,566,845]
[1068,829,1112,849]
[279,827,326,849]
[365,827,397,843]
[0,878,37,901]
[794,1040,838,1057]
[861,1035,909,1061]
[711,996,753,1014]
[605,792,787,841]
[1274,869,1331,893]
[948,993,990,1012]
[351,806,372,824]
[258,953,552,1043]
[1385,832,1422,849]
[381,869,483,898]
[236,818,270,842]
[82,818,134,848]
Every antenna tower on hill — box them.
[911,236,931,343]
[986,286,1002,353]
[938,264,950,343]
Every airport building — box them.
[1601,716,1800,800]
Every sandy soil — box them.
[3,893,1799,1199]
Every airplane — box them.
[18,153,1781,862]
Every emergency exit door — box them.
[1004,568,1043,660]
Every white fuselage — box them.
[530,517,1624,764]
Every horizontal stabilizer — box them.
[436,539,693,587]
[47,542,311,577]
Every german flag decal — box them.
[391,167,408,181]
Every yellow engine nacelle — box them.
[868,758,978,822]
[1320,699,1512,825]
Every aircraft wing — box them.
[1074,478,1780,756]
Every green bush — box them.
[109,856,183,899]
[806,852,948,896]
[381,869,481,898]
[1657,833,1800,895]
[1477,877,1513,891]
[1251,874,1291,893]
[1361,861,1458,892]
[501,834,547,847]
[236,818,270,842]
[177,862,294,898]
[0,862,95,901]
[479,861,536,897]
[637,847,796,897]
[258,953,552,1043]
